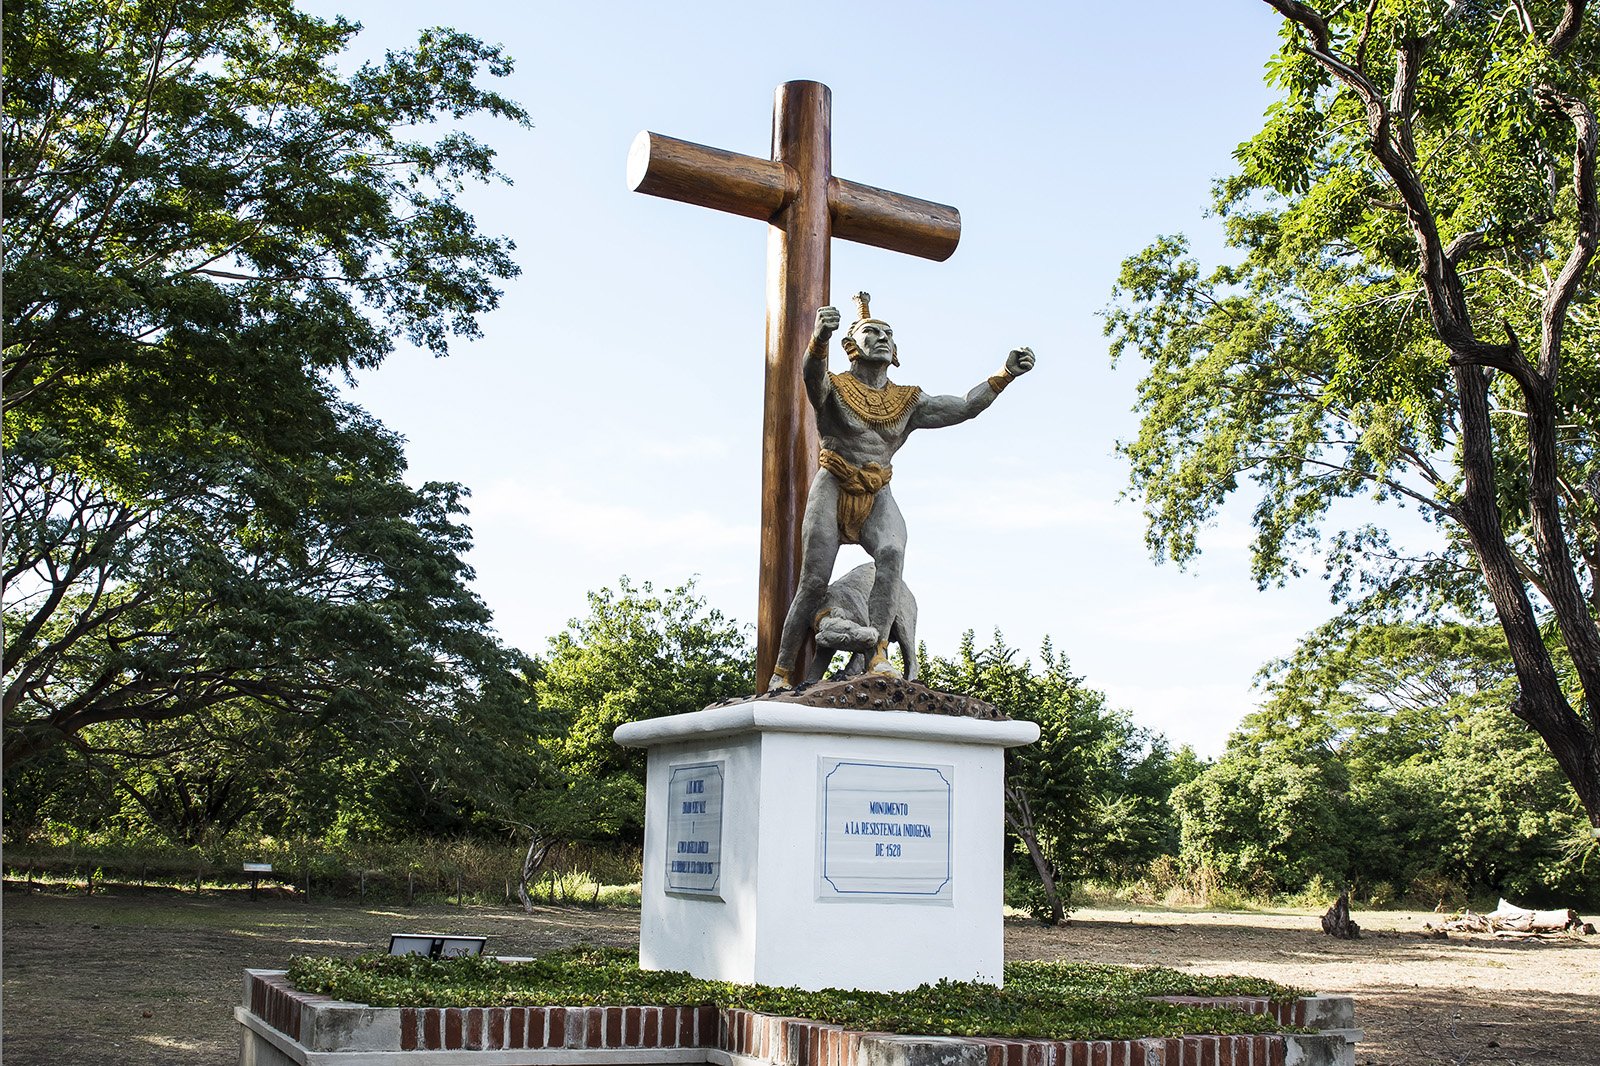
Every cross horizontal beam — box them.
[628,131,961,262]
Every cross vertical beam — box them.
[628,80,960,686]
[760,81,829,687]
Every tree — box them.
[1106,0,1600,828]
[3,0,535,823]
[534,579,752,840]
[1176,622,1594,903]
[921,633,1153,924]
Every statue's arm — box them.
[909,347,1035,429]
[805,305,841,409]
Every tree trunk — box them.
[1452,363,1600,828]
[1003,778,1064,925]
[1320,892,1360,939]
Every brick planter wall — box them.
[238,970,1359,1066]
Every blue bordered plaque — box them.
[665,761,724,897]
[816,758,953,902]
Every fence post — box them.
[304,867,311,902]
[455,872,462,905]
[359,870,366,902]
[407,871,415,906]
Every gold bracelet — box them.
[988,368,1015,393]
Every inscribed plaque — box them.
[665,761,724,897]
[816,758,953,902]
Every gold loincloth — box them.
[819,448,891,544]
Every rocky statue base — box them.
[613,698,1038,993]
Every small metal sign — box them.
[664,761,725,897]
[817,758,953,902]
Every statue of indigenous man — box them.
[767,292,1035,691]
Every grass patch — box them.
[288,946,1304,1041]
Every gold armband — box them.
[988,367,1015,394]
[807,334,830,360]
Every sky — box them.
[295,1,1362,756]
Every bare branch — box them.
[1536,85,1600,381]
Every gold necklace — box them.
[829,372,921,425]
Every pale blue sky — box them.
[298,1,1369,755]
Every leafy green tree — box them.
[2,0,538,841]
[1105,0,1600,828]
[1172,733,1357,895]
[1177,622,1593,902]
[921,633,1151,924]
[534,579,752,840]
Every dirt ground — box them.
[3,888,1596,1066]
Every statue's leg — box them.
[858,489,908,676]
[769,472,843,689]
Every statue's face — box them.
[849,320,896,364]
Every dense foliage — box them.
[287,946,1300,1039]
[1105,0,1600,827]
[1174,622,1596,905]
[2,0,537,843]
[520,580,750,842]
[920,634,1198,923]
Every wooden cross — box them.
[627,80,961,685]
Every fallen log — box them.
[1484,899,1582,933]
[1435,899,1593,936]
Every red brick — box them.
[642,1006,660,1048]
[421,1009,439,1049]
[1112,1041,1129,1066]
[547,1006,567,1048]
[495,1008,510,1050]
[1293,1001,1307,1027]
[444,1009,463,1051]
[622,1006,639,1046]
[1216,1036,1232,1066]
[604,1006,622,1047]
[465,1008,483,1050]
[704,1006,722,1048]
[679,1006,696,1046]
[508,1008,527,1049]
[1090,1041,1109,1066]
[400,1008,418,1051]
[845,1030,860,1066]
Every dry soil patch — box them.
[4,890,1595,1065]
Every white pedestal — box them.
[614,701,1038,993]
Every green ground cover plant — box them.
[288,946,1304,1041]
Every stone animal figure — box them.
[767,291,1035,690]
[804,562,918,683]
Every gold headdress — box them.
[840,291,898,366]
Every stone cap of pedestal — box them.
[614,701,1039,749]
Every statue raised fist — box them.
[813,305,841,341]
